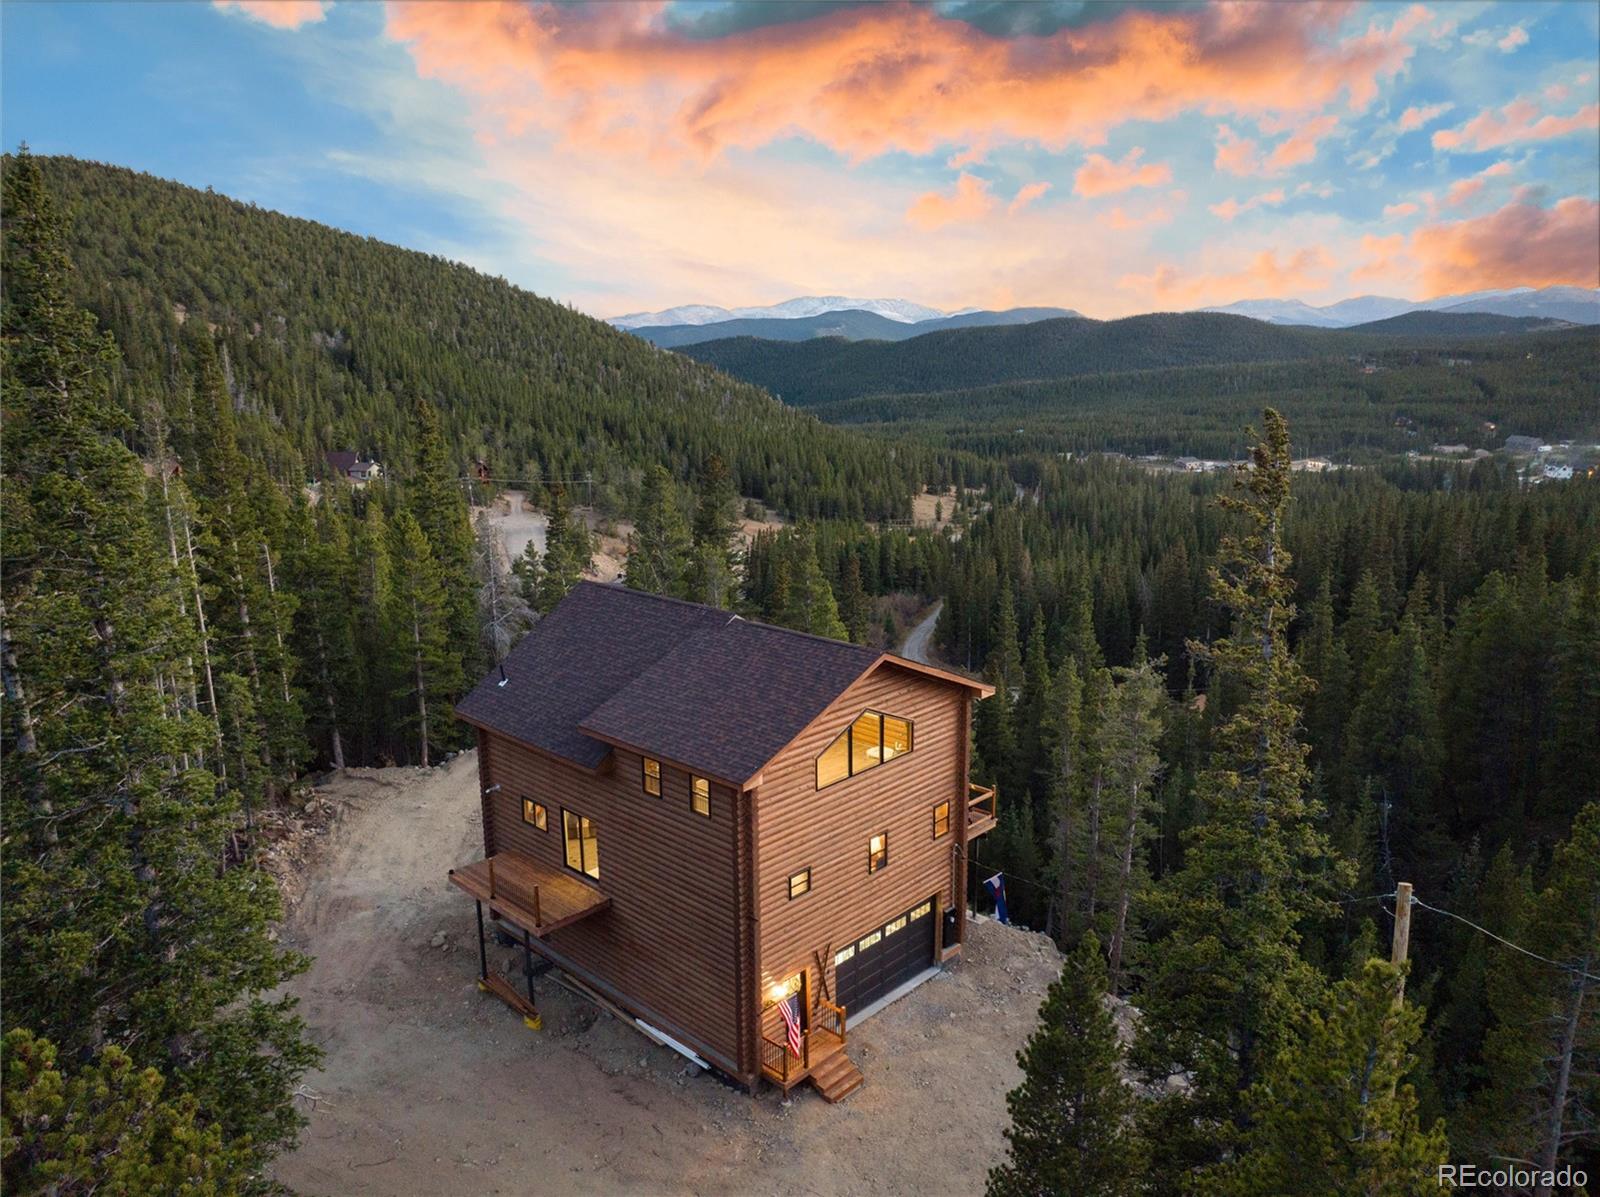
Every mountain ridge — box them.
[628,305,1082,348]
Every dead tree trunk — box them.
[1108,781,1140,989]
[411,602,430,768]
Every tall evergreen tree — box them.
[409,398,479,669]
[1136,411,1350,1179]
[838,554,871,644]
[386,511,463,765]
[537,484,593,614]
[1203,959,1450,1197]
[987,933,1146,1197]
[781,530,848,640]
[685,453,739,607]
[624,465,690,596]
[1,148,316,1179]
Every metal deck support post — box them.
[476,900,488,982]
[522,930,536,1006]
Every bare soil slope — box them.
[272,755,1060,1197]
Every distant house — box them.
[1175,456,1205,472]
[1432,444,1470,455]
[1292,457,1332,473]
[1544,464,1575,481]
[472,458,492,483]
[451,582,995,1100]
[324,450,382,483]
[1503,435,1543,454]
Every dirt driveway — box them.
[271,755,1061,1197]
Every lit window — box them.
[816,710,915,790]
[858,930,881,951]
[691,776,711,817]
[868,832,888,874]
[562,809,600,880]
[522,798,547,830]
[643,758,661,797]
[933,801,950,839]
[885,915,908,937]
[912,901,933,920]
[834,944,855,966]
[788,868,811,899]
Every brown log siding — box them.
[754,665,967,1039]
[477,732,745,1073]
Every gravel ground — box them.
[270,754,1063,1197]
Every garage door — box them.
[834,897,937,1013]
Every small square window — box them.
[691,776,711,817]
[933,801,950,839]
[868,832,888,874]
[522,798,547,830]
[788,868,811,899]
[643,757,662,797]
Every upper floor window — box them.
[933,801,950,839]
[642,757,662,797]
[868,831,888,874]
[816,710,914,789]
[788,868,812,899]
[522,798,547,831]
[562,808,600,881]
[691,776,711,817]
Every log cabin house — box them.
[450,581,995,1101]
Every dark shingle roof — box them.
[455,582,729,770]
[581,615,880,784]
[457,581,971,785]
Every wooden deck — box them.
[449,851,610,937]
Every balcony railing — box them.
[967,782,998,837]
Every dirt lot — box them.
[271,755,1062,1197]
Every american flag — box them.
[778,993,803,1059]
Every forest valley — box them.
[3,151,1597,1195]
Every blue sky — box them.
[4,1,1597,318]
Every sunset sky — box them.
[4,0,1597,319]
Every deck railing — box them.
[486,857,542,928]
[968,782,997,824]
[761,1030,809,1084]
[816,998,847,1040]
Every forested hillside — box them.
[34,155,926,522]
[627,305,1077,348]
[685,310,1599,459]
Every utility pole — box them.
[1391,881,1414,1007]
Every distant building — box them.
[1292,457,1333,472]
[1543,464,1574,481]
[1503,435,1543,454]
[324,450,382,483]
[1432,444,1470,455]
[1175,456,1205,472]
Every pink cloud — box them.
[1007,181,1052,215]
[1444,177,1483,208]
[1433,96,1600,151]
[1397,101,1452,131]
[213,0,327,28]
[1101,202,1176,230]
[906,173,996,229]
[1498,25,1529,52]
[1213,125,1263,176]
[1412,196,1600,292]
[384,1,1432,165]
[1074,148,1171,197]
[1119,247,1336,306]
[1265,114,1339,171]
[1209,188,1286,221]
[1383,201,1419,218]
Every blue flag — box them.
[983,873,1009,924]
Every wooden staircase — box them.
[807,1047,864,1102]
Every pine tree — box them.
[685,453,739,607]
[781,530,847,639]
[838,554,871,644]
[537,484,593,614]
[352,499,395,761]
[409,398,479,668]
[1203,959,1450,1197]
[286,496,356,769]
[1099,654,1167,989]
[1469,803,1599,1187]
[987,934,1145,1197]
[2,1029,253,1195]
[1136,410,1350,1178]
[1,148,316,1172]
[387,511,463,765]
[624,465,690,596]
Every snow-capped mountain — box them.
[611,295,949,329]
[1203,286,1598,327]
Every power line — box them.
[1412,896,1600,984]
